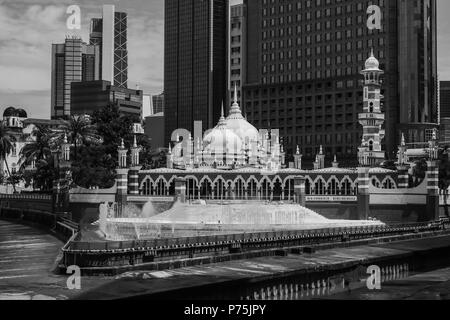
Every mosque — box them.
[167,87,285,172]
[131,51,399,200]
[97,51,430,223]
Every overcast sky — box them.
[0,0,449,119]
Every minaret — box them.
[128,135,141,195]
[317,145,325,169]
[358,49,386,167]
[167,143,173,169]
[294,145,302,170]
[116,138,129,217]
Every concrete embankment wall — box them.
[307,203,425,223]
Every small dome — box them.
[16,108,27,118]
[3,107,16,117]
[364,49,380,71]
[203,108,243,156]
[226,89,259,144]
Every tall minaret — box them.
[358,49,386,167]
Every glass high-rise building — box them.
[51,37,100,119]
[164,0,228,145]
[90,5,128,88]
[243,0,438,166]
[228,2,246,107]
[152,93,165,114]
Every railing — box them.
[65,221,438,253]
[0,193,52,201]
[0,207,78,243]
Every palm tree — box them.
[0,123,16,193]
[50,115,103,161]
[19,125,53,171]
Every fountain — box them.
[100,200,385,241]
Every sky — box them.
[0,0,449,119]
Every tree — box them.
[91,104,140,160]
[439,147,450,217]
[410,158,428,187]
[71,144,117,189]
[69,104,145,188]
[50,115,103,161]
[19,125,52,171]
[0,123,16,193]
[23,158,59,191]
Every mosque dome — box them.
[203,107,243,156]
[3,107,16,117]
[364,49,380,71]
[16,108,27,118]
[226,90,259,144]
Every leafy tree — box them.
[70,104,150,188]
[50,115,103,161]
[439,147,450,190]
[410,158,428,187]
[439,147,450,217]
[0,123,16,193]
[71,144,117,189]
[19,125,52,170]
[22,158,58,191]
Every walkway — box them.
[0,220,65,300]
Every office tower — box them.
[228,1,246,106]
[90,5,128,88]
[152,93,165,114]
[440,82,450,119]
[51,37,100,119]
[440,81,450,143]
[145,114,165,150]
[164,0,228,144]
[243,0,438,166]
[142,94,153,118]
[70,80,143,117]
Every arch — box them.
[233,177,246,200]
[260,176,272,200]
[212,176,227,200]
[185,175,199,200]
[282,175,297,188]
[313,176,327,195]
[305,176,314,195]
[327,175,340,195]
[381,176,397,189]
[284,178,295,201]
[340,176,354,195]
[199,177,213,200]
[140,176,154,196]
[153,176,169,195]
[371,176,382,188]
[247,176,259,200]
[272,175,283,187]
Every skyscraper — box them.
[51,37,100,119]
[70,80,143,117]
[228,1,246,107]
[439,81,450,143]
[152,92,165,114]
[90,5,128,88]
[243,0,438,166]
[164,0,228,145]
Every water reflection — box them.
[241,263,410,300]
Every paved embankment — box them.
[2,218,450,300]
[0,220,65,300]
[75,234,450,300]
